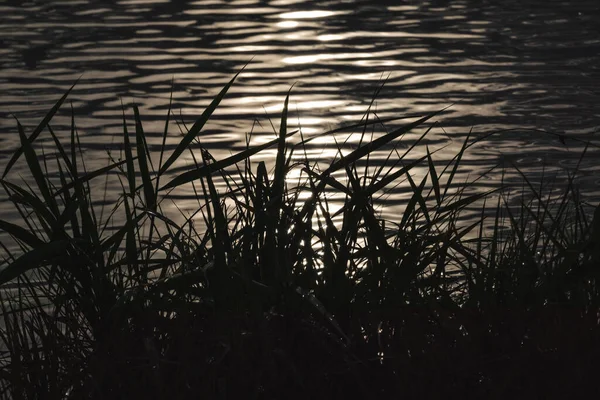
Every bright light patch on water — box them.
[354,59,397,67]
[230,45,273,52]
[283,52,373,64]
[279,10,337,19]
[118,0,170,4]
[261,99,346,113]
[276,20,299,28]
[317,34,345,42]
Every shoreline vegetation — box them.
[0,71,599,399]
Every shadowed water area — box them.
[0,0,599,226]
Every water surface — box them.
[1,0,599,226]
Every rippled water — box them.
[1,0,599,226]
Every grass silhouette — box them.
[0,71,599,399]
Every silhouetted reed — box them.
[0,71,599,399]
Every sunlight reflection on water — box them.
[0,0,598,228]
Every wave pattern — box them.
[0,0,599,222]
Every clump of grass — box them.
[0,70,599,399]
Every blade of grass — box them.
[324,109,445,176]
[426,145,441,206]
[154,78,174,196]
[1,181,57,235]
[0,240,69,285]
[52,158,134,197]
[133,105,155,210]
[272,87,292,207]
[0,220,44,249]
[367,154,429,195]
[441,129,471,199]
[159,132,296,191]
[15,119,59,217]
[3,78,80,178]
[158,67,246,176]
[121,101,136,196]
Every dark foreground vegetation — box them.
[0,72,599,399]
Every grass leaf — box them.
[160,132,296,191]
[158,67,246,176]
[133,105,156,210]
[3,78,79,178]
[0,240,69,285]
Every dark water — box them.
[0,0,599,226]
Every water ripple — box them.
[0,0,598,223]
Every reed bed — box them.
[0,71,599,399]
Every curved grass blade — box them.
[121,101,136,196]
[367,154,429,195]
[57,153,81,238]
[123,195,139,266]
[57,195,79,231]
[154,78,174,195]
[273,87,292,205]
[98,204,144,255]
[47,124,74,174]
[295,114,424,148]
[159,132,296,191]
[16,119,59,217]
[0,220,44,249]
[0,240,69,285]
[1,181,57,234]
[441,129,471,199]
[406,172,431,225]
[52,158,134,197]
[426,145,441,206]
[324,109,444,177]
[302,168,351,196]
[437,188,500,214]
[203,155,230,261]
[158,67,246,176]
[133,105,155,210]
[3,78,80,178]
[399,174,428,229]
[70,104,78,178]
